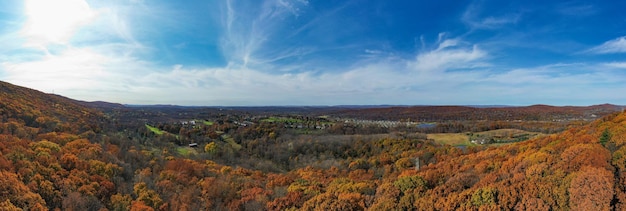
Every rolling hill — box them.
[0,81,103,134]
[1,80,626,210]
[330,104,624,121]
[372,111,626,210]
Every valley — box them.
[1,81,625,210]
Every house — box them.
[471,139,491,145]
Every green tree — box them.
[393,175,427,193]
[471,187,498,206]
[600,128,611,146]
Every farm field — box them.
[427,133,474,146]
[428,128,546,146]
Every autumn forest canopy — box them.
[1,80,626,210]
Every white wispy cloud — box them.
[288,2,347,38]
[586,36,626,54]
[410,38,488,72]
[4,37,624,105]
[221,0,310,68]
[479,15,520,27]
[558,3,596,17]
[462,3,521,30]
[603,62,626,69]
[436,38,461,50]
[2,49,130,102]
[0,35,478,105]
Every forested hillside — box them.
[367,112,626,210]
[0,81,103,135]
[1,80,625,210]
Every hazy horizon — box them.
[2,0,626,106]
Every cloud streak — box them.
[411,41,487,72]
[586,36,626,54]
[462,2,521,30]
[220,0,310,68]
[5,31,624,106]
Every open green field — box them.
[145,124,165,135]
[221,134,242,151]
[201,120,214,126]
[146,124,180,139]
[176,147,198,156]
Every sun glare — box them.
[22,0,95,45]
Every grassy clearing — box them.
[427,133,474,146]
[145,124,165,135]
[146,124,180,139]
[221,134,242,151]
[201,120,214,126]
[176,147,198,156]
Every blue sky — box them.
[1,0,626,106]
